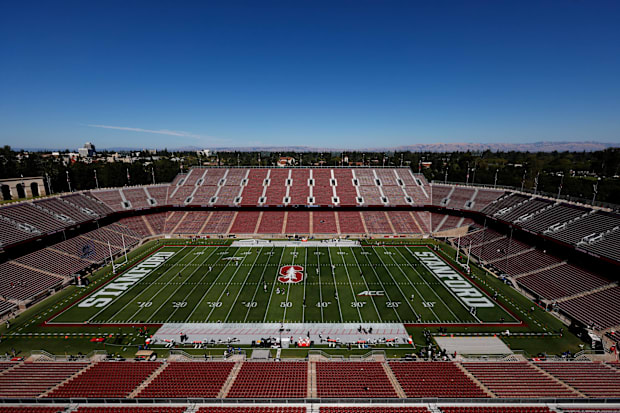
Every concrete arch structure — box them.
[0,176,46,200]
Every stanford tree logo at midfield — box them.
[278,265,304,284]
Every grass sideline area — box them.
[0,238,589,359]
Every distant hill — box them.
[18,141,618,153]
[206,141,618,153]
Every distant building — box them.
[78,142,96,157]
[197,149,211,157]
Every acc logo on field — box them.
[357,290,384,296]
[278,265,304,284]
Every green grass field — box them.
[51,244,517,325]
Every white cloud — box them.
[87,124,206,140]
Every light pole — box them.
[557,173,564,199]
[592,178,600,204]
[94,169,99,189]
[66,170,72,192]
[494,169,498,188]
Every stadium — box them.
[0,165,618,412]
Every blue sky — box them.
[1,1,619,150]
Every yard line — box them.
[302,247,308,322]
[184,246,238,321]
[370,246,420,321]
[335,246,363,322]
[315,246,324,322]
[243,246,275,322]
[142,248,219,322]
[262,247,287,323]
[224,248,263,321]
[282,246,297,322]
[325,247,343,322]
[349,247,387,322]
[391,246,460,321]
[88,246,188,323]
[164,246,222,322]
[204,248,256,322]
[404,246,482,323]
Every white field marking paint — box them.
[358,248,402,322]
[243,247,274,322]
[315,246,325,322]
[224,247,263,322]
[185,246,238,321]
[164,246,222,322]
[282,246,297,322]
[371,246,420,320]
[134,247,215,323]
[414,251,494,309]
[349,247,383,321]
[263,247,287,323]
[326,247,344,322]
[337,246,364,322]
[78,251,176,308]
[394,247,461,322]
[96,247,190,322]
[204,247,256,322]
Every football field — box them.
[51,243,518,325]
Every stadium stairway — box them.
[128,362,169,398]
[382,361,406,398]
[217,361,243,398]
[40,363,94,398]
[528,362,587,398]
[486,247,536,265]
[307,361,316,398]
[454,363,495,398]
[555,282,619,303]
[141,215,156,236]
[11,260,66,279]
[513,261,567,279]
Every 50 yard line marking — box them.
[263,247,287,323]
[281,246,297,322]
[302,247,308,322]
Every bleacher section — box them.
[440,408,551,413]
[388,361,487,398]
[461,362,578,398]
[0,359,617,403]
[197,408,305,413]
[0,262,64,301]
[227,362,307,398]
[49,361,161,398]
[0,361,90,398]
[321,409,428,413]
[536,361,620,398]
[137,361,233,398]
[517,264,611,301]
[558,286,620,329]
[315,362,397,398]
